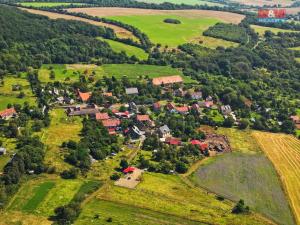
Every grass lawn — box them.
[251,25,299,36]
[95,64,196,83]
[191,153,295,225]
[19,2,86,7]
[0,76,36,110]
[98,37,148,60]
[206,109,224,124]
[296,58,300,63]
[95,172,270,224]
[76,199,202,225]
[135,0,224,6]
[108,15,237,48]
[39,109,82,172]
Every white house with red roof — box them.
[0,108,17,120]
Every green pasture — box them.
[98,38,148,60]
[251,25,299,36]
[19,2,85,7]
[96,172,270,224]
[296,58,300,62]
[191,153,295,225]
[40,109,82,172]
[0,138,16,172]
[0,76,36,110]
[136,0,223,6]
[206,109,224,124]
[108,15,237,48]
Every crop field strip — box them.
[253,132,300,225]
[19,7,137,40]
[135,0,224,6]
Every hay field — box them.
[231,0,293,7]
[67,7,245,23]
[135,0,224,6]
[253,131,300,225]
[19,8,135,39]
[251,25,299,36]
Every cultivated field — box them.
[19,2,85,7]
[94,172,273,225]
[253,132,300,225]
[40,109,82,172]
[97,37,148,60]
[251,25,299,36]
[19,8,136,40]
[67,7,245,23]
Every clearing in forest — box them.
[251,25,299,36]
[135,0,224,6]
[253,131,300,225]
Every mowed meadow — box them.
[253,132,300,225]
[67,7,244,48]
[191,128,295,225]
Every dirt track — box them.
[67,7,245,24]
[19,7,135,39]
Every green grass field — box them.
[95,64,196,83]
[76,199,202,225]
[40,109,82,172]
[19,2,85,7]
[135,0,224,6]
[22,182,55,212]
[296,58,300,63]
[251,25,299,36]
[8,178,83,216]
[0,76,36,110]
[98,38,148,60]
[192,153,295,225]
[95,172,270,225]
[108,15,238,48]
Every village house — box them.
[158,125,171,138]
[152,75,183,86]
[199,101,214,108]
[128,125,145,140]
[191,91,202,100]
[165,137,181,146]
[125,87,139,95]
[152,102,161,112]
[102,118,121,135]
[67,104,99,116]
[95,112,110,120]
[166,103,189,114]
[103,92,113,97]
[290,115,300,129]
[0,147,6,155]
[136,115,154,130]
[190,140,208,152]
[77,90,91,102]
[0,108,17,120]
[221,105,232,115]
[129,102,138,112]
[173,88,186,97]
[114,111,131,119]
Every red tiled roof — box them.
[95,113,110,120]
[205,101,214,108]
[176,106,189,112]
[0,108,16,117]
[137,115,150,121]
[152,75,183,86]
[108,128,117,135]
[123,167,135,173]
[102,119,121,127]
[78,90,91,102]
[190,140,202,145]
[166,103,175,110]
[104,92,113,97]
[153,102,161,109]
[190,140,208,151]
[166,137,181,145]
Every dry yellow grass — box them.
[19,7,136,39]
[0,211,50,225]
[253,131,300,225]
[67,7,245,24]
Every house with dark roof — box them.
[0,108,17,120]
[128,125,145,140]
[125,87,139,95]
[191,92,202,100]
[158,125,171,138]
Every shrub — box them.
[163,18,181,24]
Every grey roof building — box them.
[125,88,139,95]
